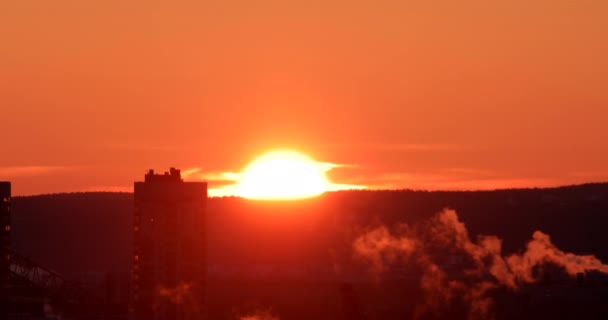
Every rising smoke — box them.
[157,282,204,318]
[233,305,280,320]
[158,282,193,304]
[238,309,280,320]
[353,209,608,320]
[158,283,281,320]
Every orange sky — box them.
[1,0,607,195]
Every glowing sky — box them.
[1,0,607,195]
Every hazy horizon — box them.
[8,180,608,198]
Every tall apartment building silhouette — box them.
[132,169,207,320]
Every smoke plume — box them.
[238,310,280,320]
[352,225,416,273]
[158,282,193,304]
[157,282,203,317]
[234,306,280,320]
[353,209,608,320]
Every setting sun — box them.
[236,150,333,200]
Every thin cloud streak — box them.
[568,170,608,179]
[183,163,570,197]
[320,142,469,152]
[102,143,189,152]
[182,161,367,198]
[181,168,240,183]
[366,172,560,191]
[0,166,70,177]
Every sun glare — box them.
[236,150,333,200]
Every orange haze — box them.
[1,1,607,195]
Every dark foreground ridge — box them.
[10,183,608,320]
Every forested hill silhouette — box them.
[10,183,608,279]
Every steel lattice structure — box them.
[8,248,98,304]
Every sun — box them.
[236,150,333,200]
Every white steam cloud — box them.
[353,209,608,320]
[157,282,203,317]
[234,306,280,320]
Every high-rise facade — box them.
[132,169,207,320]
[0,182,10,318]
